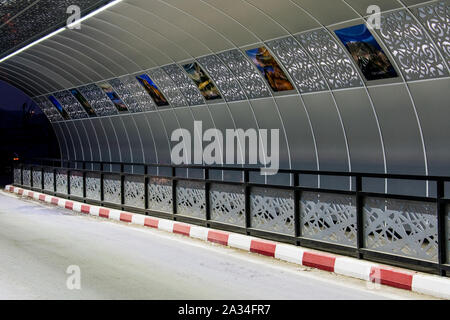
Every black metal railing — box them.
[11,158,450,276]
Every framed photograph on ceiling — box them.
[70,88,97,117]
[98,82,129,113]
[183,62,222,101]
[47,95,70,120]
[136,74,169,107]
[245,46,295,93]
[334,24,398,81]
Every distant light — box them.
[0,0,123,63]
[13,157,19,161]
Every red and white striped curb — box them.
[5,185,450,299]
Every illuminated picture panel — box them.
[98,82,129,113]
[245,46,294,92]
[48,95,70,120]
[183,62,222,101]
[335,24,398,81]
[136,74,169,107]
[70,88,97,117]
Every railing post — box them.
[120,163,125,208]
[82,170,87,200]
[53,167,57,193]
[244,170,251,235]
[100,163,104,203]
[41,166,44,190]
[30,166,33,188]
[205,168,210,223]
[67,169,71,195]
[144,165,149,211]
[294,173,301,241]
[172,166,177,215]
[356,175,364,259]
[436,180,447,276]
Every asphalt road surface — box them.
[0,190,437,300]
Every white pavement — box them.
[0,190,439,300]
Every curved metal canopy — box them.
[1,0,449,194]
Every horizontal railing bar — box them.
[18,157,450,182]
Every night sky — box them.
[0,80,59,177]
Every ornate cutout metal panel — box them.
[295,29,363,89]
[103,174,121,204]
[78,84,118,116]
[70,171,84,198]
[379,10,448,81]
[34,96,63,122]
[13,168,21,185]
[148,177,173,213]
[363,197,438,262]
[22,168,31,187]
[416,1,450,64]
[32,168,42,188]
[250,187,295,235]
[53,90,88,119]
[210,184,245,227]
[55,169,68,194]
[162,64,204,106]
[217,49,271,99]
[300,192,357,247]
[197,55,247,102]
[115,75,156,112]
[44,169,54,191]
[86,172,101,201]
[267,36,328,93]
[176,180,206,219]
[124,175,145,209]
[147,68,187,107]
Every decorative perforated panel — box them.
[86,172,101,201]
[197,55,247,102]
[162,64,204,106]
[147,68,187,107]
[416,1,450,64]
[176,180,206,219]
[148,177,173,213]
[363,197,438,262]
[34,96,63,122]
[217,49,271,99]
[296,29,363,89]
[103,174,121,204]
[267,36,328,93]
[210,184,245,227]
[44,169,54,191]
[32,168,42,188]
[53,90,88,119]
[13,168,21,185]
[78,84,118,116]
[70,171,84,198]
[22,168,31,187]
[300,192,357,247]
[124,175,145,208]
[56,169,68,194]
[379,10,448,80]
[250,187,295,235]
